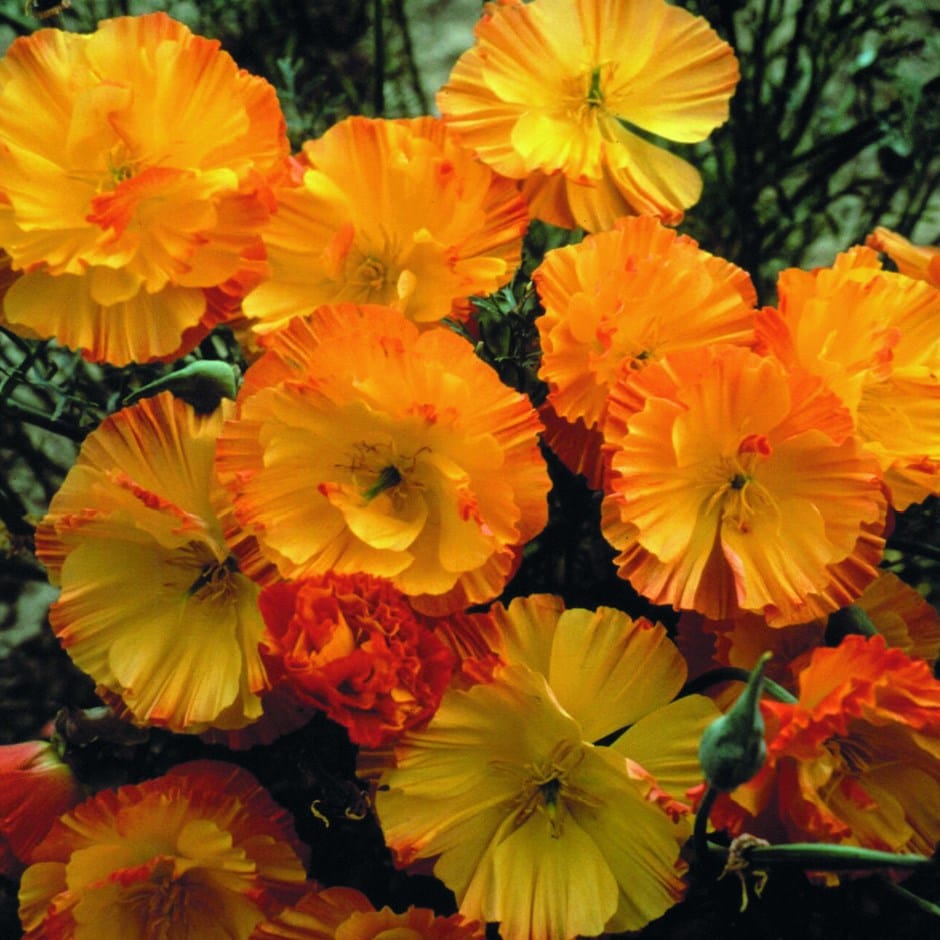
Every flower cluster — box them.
[2,2,939,940]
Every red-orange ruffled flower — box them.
[438,0,739,230]
[18,761,309,939]
[216,304,550,612]
[259,572,456,747]
[242,115,528,335]
[35,392,273,736]
[601,345,887,625]
[534,215,755,485]
[714,636,940,855]
[0,13,289,364]
[758,247,940,509]
[250,885,483,939]
[0,742,83,877]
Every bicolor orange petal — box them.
[602,345,887,625]
[216,305,549,610]
[438,0,738,229]
[19,761,308,939]
[722,636,940,854]
[866,227,940,288]
[35,393,272,735]
[249,885,484,940]
[0,13,289,364]
[534,215,756,432]
[759,246,940,509]
[242,116,527,335]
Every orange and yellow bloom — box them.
[757,247,940,509]
[713,636,940,856]
[866,227,940,288]
[534,215,755,484]
[0,13,289,364]
[216,304,550,612]
[18,761,308,939]
[35,392,272,736]
[242,116,528,334]
[250,885,484,940]
[438,0,739,230]
[369,596,718,939]
[601,345,887,625]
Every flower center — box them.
[354,256,389,294]
[505,744,600,839]
[704,434,776,534]
[173,541,240,601]
[341,441,428,507]
[123,858,198,939]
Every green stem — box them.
[0,397,87,441]
[694,785,719,870]
[707,839,935,872]
[681,667,798,704]
[879,877,940,918]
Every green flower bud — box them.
[698,652,772,792]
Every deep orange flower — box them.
[250,885,483,940]
[714,636,940,855]
[258,572,456,747]
[216,304,549,612]
[533,215,755,484]
[35,392,274,736]
[0,13,289,364]
[18,761,308,939]
[866,227,940,288]
[757,246,940,509]
[677,572,940,711]
[368,595,718,939]
[0,742,83,877]
[438,0,739,230]
[602,345,887,625]
[242,115,528,335]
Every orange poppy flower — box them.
[215,304,550,612]
[866,227,940,288]
[0,742,83,877]
[533,215,755,484]
[601,345,887,625]
[0,13,289,364]
[715,636,940,856]
[250,885,483,940]
[258,572,456,747]
[438,0,739,230]
[18,761,308,939]
[35,392,273,735]
[369,595,718,939]
[242,116,528,335]
[757,246,940,509]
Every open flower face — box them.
[35,393,272,735]
[242,116,528,335]
[716,636,940,856]
[18,761,309,940]
[758,247,940,509]
[601,345,887,625]
[216,305,549,612]
[438,0,739,230]
[368,596,718,939]
[0,13,289,364]
[533,215,755,485]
